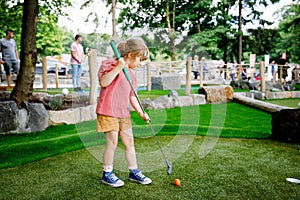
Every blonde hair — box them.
[117,38,149,61]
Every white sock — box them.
[128,166,138,172]
[103,165,113,172]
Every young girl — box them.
[96,38,152,187]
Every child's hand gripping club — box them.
[110,41,150,124]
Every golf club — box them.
[110,40,172,175]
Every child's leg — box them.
[119,128,137,169]
[120,128,152,185]
[103,130,119,171]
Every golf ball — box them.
[62,88,69,95]
[298,102,300,108]
[174,179,181,186]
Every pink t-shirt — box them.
[96,59,137,118]
[70,42,84,64]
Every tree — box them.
[10,0,39,107]
[243,28,280,62]
[36,9,66,56]
[276,1,300,63]
[7,0,71,107]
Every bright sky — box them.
[57,0,295,35]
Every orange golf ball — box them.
[174,179,181,186]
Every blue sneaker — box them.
[129,169,152,185]
[102,171,124,187]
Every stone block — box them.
[25,103,50,132]
[88,105,97,120]
[153,95,173,109]
[49,108,80,125]
[198,85,233,103]
[190,94,206,105]
[178,96,193,107]
[0,101,20,133]
[80,106,93,122]
[271,109,300,143]
[142,98,157,110]
[151,73,181,90]
[0,101,50,134]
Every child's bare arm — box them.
[130,96,150,123]
[99,58,126,87]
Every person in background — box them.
[270,61,275,75]
[0,29,19,86]
[192,55,199,79]
[201,57,207,80]
[276,56,288,85]
[70,34,84,91]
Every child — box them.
[96,38,152,187]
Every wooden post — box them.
[55,63,59,88]
[260,61,265,93]
[42,57,47,90]
[185,57,192,95]
[199,62,203,87]
[273,68,276,84]
[147,62,151,91]
[156,63,160,75]
[237,65,241,80]
[88,49,98,105]
[279,65,283,84]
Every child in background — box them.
[96,38,152,187]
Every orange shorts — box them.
[96,115,132,132]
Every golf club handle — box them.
[109,40,146,114]
[109,40,131,82]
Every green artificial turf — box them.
[264,98,300,108]
[0,136,299,200]
[0,102,271,169]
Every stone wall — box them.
[141,90,206,110]
[0,101,49,134]
[48,105,96,125]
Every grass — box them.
[1,89,299,199]
[0,102,271,169]
[264,98,300,108]
[0,136,299,199]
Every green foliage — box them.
[243,28,280,62]
[277,2,300,63]
[36,10,65,56]
[114,0,287,63]
[0,1,23,50]
[0,0,71,57]
[47,97,64,110]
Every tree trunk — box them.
[238,0,242,64]
[112,0,116,40]
[233,93,291,113]
[10,0,38,107]
[166,0,176,62]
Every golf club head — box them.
[166,160,172,175]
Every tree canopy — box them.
[0,0,71,57]
[276,1,300,63]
